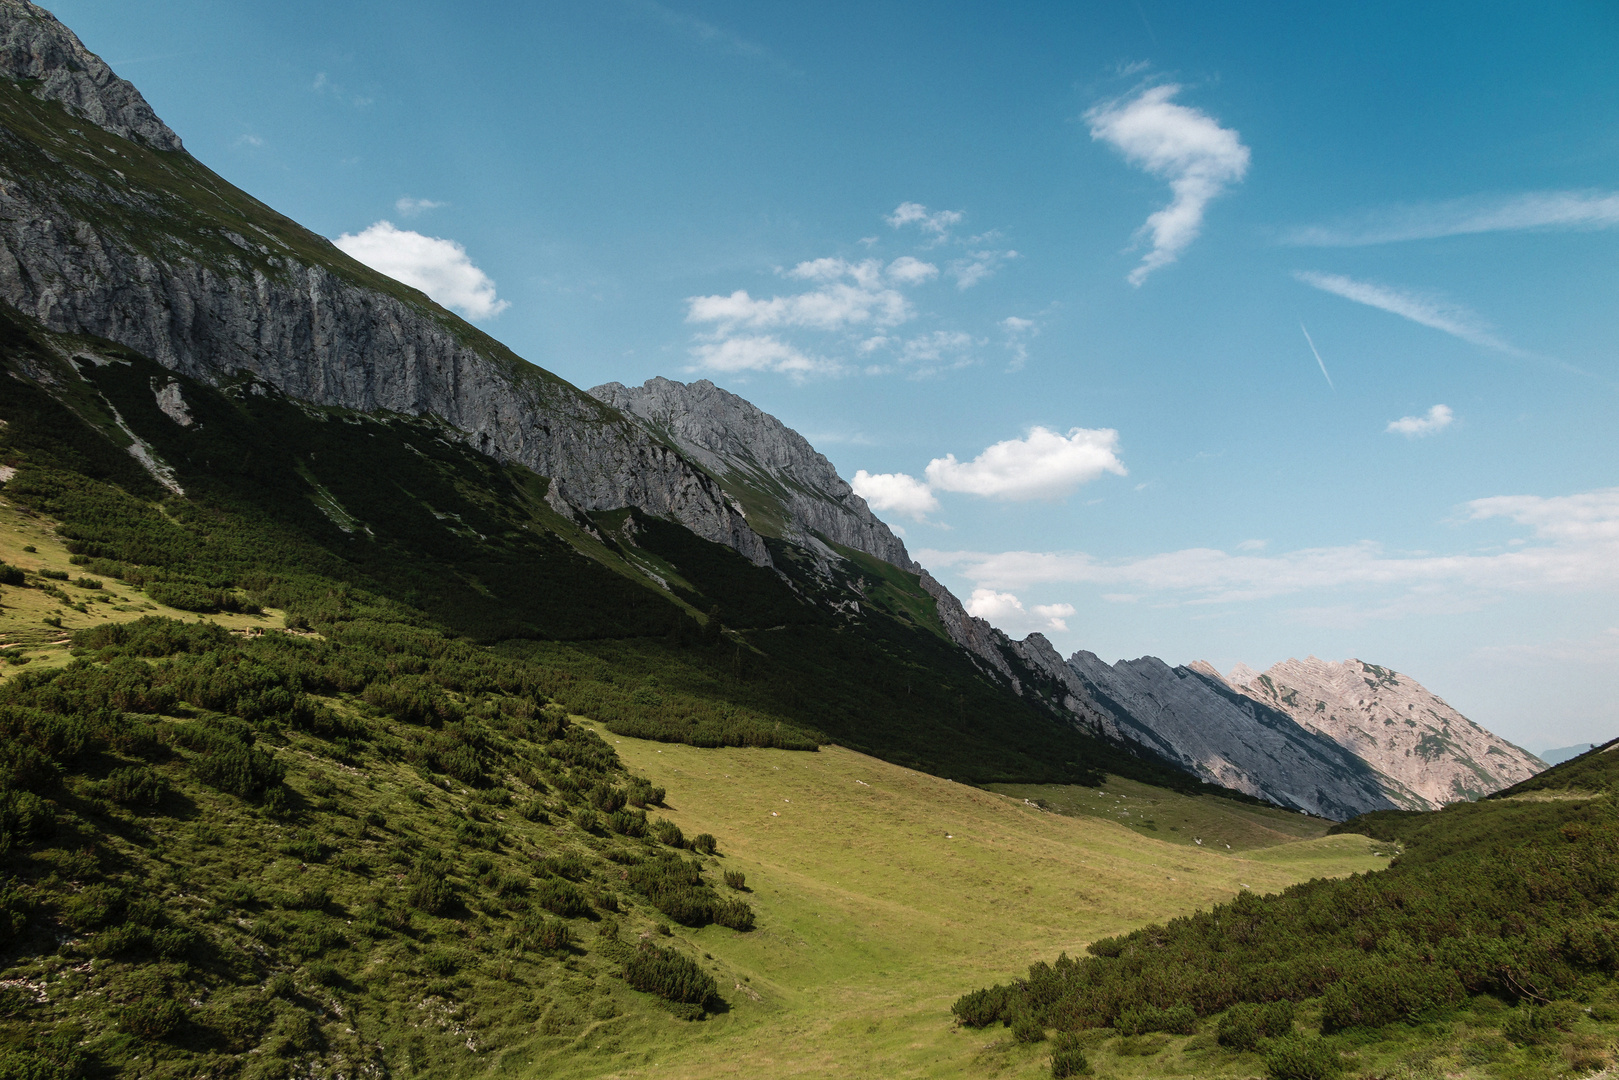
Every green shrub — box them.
[723,870,746,890]
[1050,1032,1090,1077]
[651,817,685,848]
[0,564,22,586]
[1012,1012,1046,1042]
[304,960,342,987]
[1116,1003,1196,1036]
[421,950,458,976]
[953,985,1013,1028]
[622,942,717,1009]
[533,918,572,952]
[118,996,186,1039]
[39,568,68,581]
[1502,1003,1553,1045]
[1264,1034,1344,1080]
[571,808,600,833]
[407,874,455,915]
[98,765,169,807]
[1319,965,1464,1032]
[1218,1000,1295,1051]
[690,833,718,855]
[533,878,592,919]
[201,991,272,1053]
[74,578,101,590]
[711,898,755,931]
[265,972,296,998]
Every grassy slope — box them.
[982,777,1339,852]
[539,729,1388,1079]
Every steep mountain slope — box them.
[1219,656,1543,809]
[1063,653,1395,819]
[0,0,764,564]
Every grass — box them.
[0,495,282,673]
[983,776,1347,852]
[515,726,1390,1079]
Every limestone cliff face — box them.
[1220,656,1544,809]
[589,378,910,567]
[0,0,182,151]
[1066,652,1396,819]
[0,1,766,565]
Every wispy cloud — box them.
[1295,271,1518,353]
[334,221,507,319]
[950,248,1019,289]
[1002,316,1036,372]
[1086,84,1250,285]
[965,589,1075,635]
[395,196,445,217]
[887,202,964,239]
[1285,190,1619,246]
[623,0,796,73]
[918,487,1619,611]
[688,335,828,379]
[1387,404,1453,438]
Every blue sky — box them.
[55,0,1619,752]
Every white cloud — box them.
[924,426,1126,500]
[1001,316,1036,371]
[965,589,1075,634]
[234,133,263,148]
[1295,271,1518,354]
[334,221,508,319]
[918,487,1619,609]
[1086,84,1250,285]
[1285,190,1619,246]
[886,256,939,285]
[688,334,827,378]
[850,470,938,520]
[395,196,445,217]
[950,249,1019,289]
[897,330,977,376]
[887,202,963,236]
[686,259,912,332]
[1387,404,1454,437]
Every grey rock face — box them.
[1065,651,1397,819]
[0,5,767,565]
[1220,656,1544,809]
[0,0,183,151]
[590,377,912,568]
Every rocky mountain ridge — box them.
[1215,656,1544,809]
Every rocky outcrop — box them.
[1064,652,1397,819]
[1218,657,1544,809]
[0,3,767,565]
[590,377,911,567]
[0,0,182,151]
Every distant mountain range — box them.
[0,0,1545,819]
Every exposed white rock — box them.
[1064,651,1396,819]
[1220,657,1544,809]
[153,379,193,426]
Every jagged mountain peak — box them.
[1224,655,1543,809]
[0,0,183,151]
[590,376,912,570]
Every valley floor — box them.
[517,730,1389,1079]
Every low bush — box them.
[622,942,717,1009]
[1218,1000,1295,1051]
[98,765,169,807]
[690,832,717,855]
[1050,1032,1090,1077]
[533,878,592,919]
[1319,965,1464,1032]
[953,985,1013,1028]
[723,870,746,890]
[1264,1034,1344,1080]
[1116,1003,1196,1036]
[1012,1012,1046,1042]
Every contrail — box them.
[1300,323,1335,391]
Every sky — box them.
[52,0,1619,753]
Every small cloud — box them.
[395,196,445,217]
[234,133,264,148]
[1001,316,1036,371]
[1086,83,1250,285]
[887,201,964,238]
[688,334,830,379]
[1387,404,1454,438]
[898,330,977,376]
[1236,539,1268,551]
[925,426,1127,501]
[950,249,1018,289]
[851,470,939,520]
[965,588,1074,634]
[333,221,508,319]
[886,256,939,285]
[312,72,328,92]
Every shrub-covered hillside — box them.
[955,747,1619,1079]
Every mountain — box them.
[0,0,1215,798]
[1063,653,1395,819]
[1538,743,1596,766]
[1218,656,1543,809]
